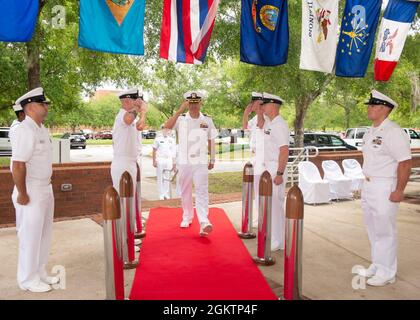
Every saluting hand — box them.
[244,103,253,115]
[389,190,404,203]
[178,101,189,114]
[17,192,30,206]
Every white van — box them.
[0,127,12,155]
[344,127,420,149]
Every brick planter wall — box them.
[0,162,112,225]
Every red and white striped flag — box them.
[374,0,419,81]
[160,0,220,64]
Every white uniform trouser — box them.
[178,163,210,224]
[255,161,287,250]
[156,157,172,199]
[12,183,54,288]
[361,177,399,279]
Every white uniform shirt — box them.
[362,118,411,178]
[153,135,176,159]
[174,112,218,165]
[10,116,53,185]
[248,114,269,154]
[9,119,22,142]
[261,115,290,163]
[112,109,142,161]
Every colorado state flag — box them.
[78,0,146,55]
[240,0,289,66]
[0,0,38,42]
[335,0,382,77]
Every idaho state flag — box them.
[374,0,419,82]
[335,0,382,77]
[240,0,289,66]
[78,0,146,55]
[0,0,38,42]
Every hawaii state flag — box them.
[240,0,289,66]
[78,0,146,55]
[374,0,419,81]
[335,0,382,77]
[160,0,221,64]
[0,0,38,42]
[300,0,339,73]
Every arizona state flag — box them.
[335,0,382,77]
[374,0,419,82]
[0,0,38,42]
[240,0,289,66]
[78,0,146,55]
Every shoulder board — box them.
[181,113,186,117]
[203,114,211,118]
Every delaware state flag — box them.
[160,0,221,64]
[0,0,38,42]
[374,0,419,82]
[240,0,289,66]
[335,0,382,77]
[78,0,146,55]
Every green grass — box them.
[0,157,11,167]
[86,139,113,145]
[208,171,242,194]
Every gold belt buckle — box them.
[365,177,371,182]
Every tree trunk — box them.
[345,106,351,129]
[294,98,310,148]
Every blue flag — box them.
[0,0,38,42]
[78,0,146,55]
[240,0,289,66]
[335,0,382,77]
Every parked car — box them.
[61,132,86,149]
[142,130,156,139]
[344,127,420,149]
[96,131,112,140]
[290,132,358,151]
[0,127,11,155]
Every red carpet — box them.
[129,207,277,300]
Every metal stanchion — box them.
[253,171,275,266]
[283,186,304,300]
[119,171,138,269]
[102,186,124,300]
[134,164,146,239]
[239,162,256,239]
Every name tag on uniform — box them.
[39,139,45,144]
[264,129,271,135]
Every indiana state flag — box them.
[240,0,289,66]
[78,0,146,55]
[335,0,382,77]
[374,0,419,82]
[0,0,38,42]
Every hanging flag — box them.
[335,0,382,77]
[78,0,146,55]
[240,0,289,66]
[160,0,221,64]
[0,0,38,42]
[300,0,339,73]
[374,0,419,82]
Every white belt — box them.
[113,156,137,162]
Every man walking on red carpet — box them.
[164,91,218,237]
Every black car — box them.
[290,133,357,151]
[61,132,87,149]
[142,130,157,139]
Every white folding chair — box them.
[298,161,330,204]
[342,159,365,192]
[321,160,353,200]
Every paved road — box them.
[70,145,248,178]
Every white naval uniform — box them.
[9,119,22,140]
[361,118,411,280]
[153,135,176,199]
[110,109,142,205]
[10,116,54,288]
[174,112,218,224]
[255,115,289,250]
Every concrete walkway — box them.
[1,189,419,300]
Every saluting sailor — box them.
[256,92,290,251]
[11,87,59,292]
[111,88,147,202]
[357,90,412,287]
[164,91,218,237]
[152,125,176,200]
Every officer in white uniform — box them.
[255,93,290,251]
[9,104,26,140]
[11,87,58,293]
[153,125,176,200]
[111,88,146,211]
[242,92,269,227]
[164,91,218,236]
[357,90,412,287]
